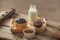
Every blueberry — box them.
[16,20,19,23]
[19,18,26,23]
[16,18,26,24]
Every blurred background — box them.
[0,0,60,22]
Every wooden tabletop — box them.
[0,14,59,40]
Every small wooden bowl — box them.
[10,18,27,33]
[34,17,47,33]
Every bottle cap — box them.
[30,4,36,8]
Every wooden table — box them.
[0,14,59,40]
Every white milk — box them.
[28,5,38,25]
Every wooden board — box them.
[0,27,57,40]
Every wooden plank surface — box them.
[0,27,57,40]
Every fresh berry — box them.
[16,20,19,23]
[16,18,26,24]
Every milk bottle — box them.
[28,5,38,25]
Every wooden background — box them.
[0,0,60,22]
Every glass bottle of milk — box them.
[28,5,38,25]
